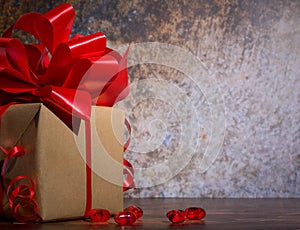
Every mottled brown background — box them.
[0,0,299,198]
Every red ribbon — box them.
[123,119,135,191]
[0,3,133,221]
[0,145,40,222]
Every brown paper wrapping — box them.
[0,103,124,221]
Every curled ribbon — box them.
[0,146,40,222]
[123,119,135,191]
[0,3,134,221]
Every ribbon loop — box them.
[37,3,75,54]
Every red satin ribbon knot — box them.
[0,3,134,222]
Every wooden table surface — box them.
[1,198,300,229]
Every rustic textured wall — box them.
[1,0,299,198]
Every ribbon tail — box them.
[84,120,92,217]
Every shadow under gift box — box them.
[0,103,124,221]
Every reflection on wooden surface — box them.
[1,198,300,229]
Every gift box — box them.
[0,3,133,222]
[0,103,124,221]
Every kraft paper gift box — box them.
[0,103,124,221]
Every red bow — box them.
[0,3,129,128]
[0,3,133,222]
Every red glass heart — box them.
[114,211,137,226]
[124,205,143,219]
[87,209,111,222]
[185,207,206,220]
[166,210,186,224]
